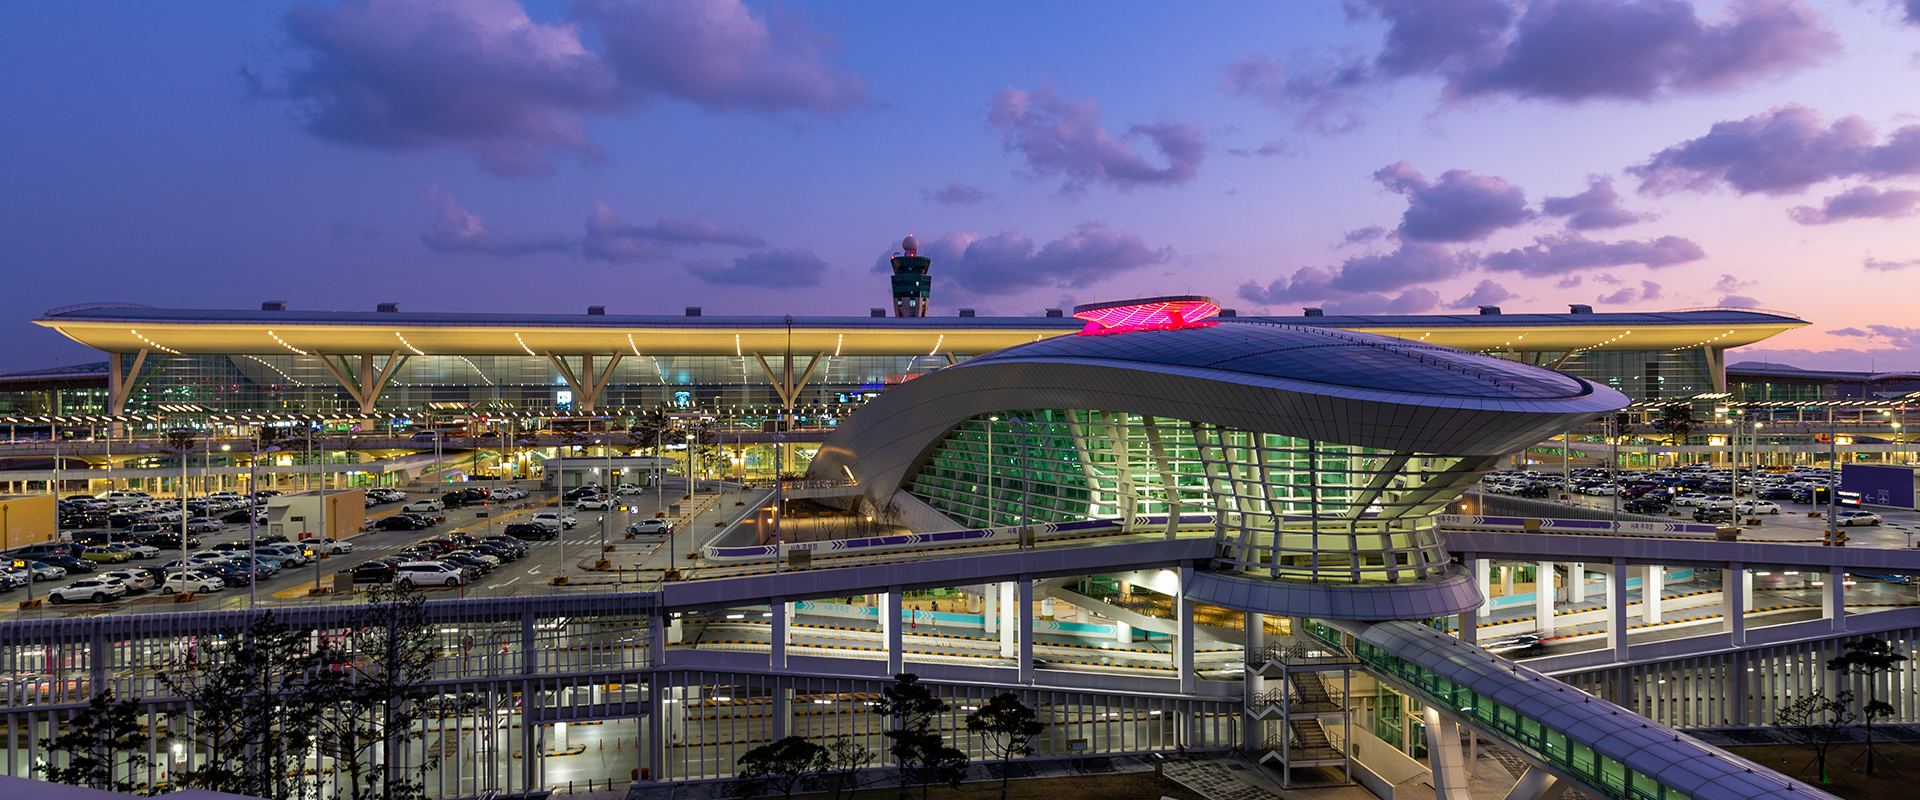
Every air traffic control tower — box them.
[889,234,931,317]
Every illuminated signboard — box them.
[1072,295,1221,336]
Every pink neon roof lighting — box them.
[1072,295,1222,335]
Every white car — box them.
[625,519,672,535]
[575,496,611,510]
[306,537,354,554]
[1734,500,1781,515]
[256,545,308,566]
[1837,510,1883,526]
[1699,496,1737,509]
[404,499,445,513]
[615,483,644,495]
[47,579,127,604]
[530,512,576,531]
[119,543,160,559]
[393,561,467,588]
[100,570,157,592]
[1671,493,1709,507]
[161,571,224,594]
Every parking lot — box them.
[8,481,758,614]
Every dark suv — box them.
[351,563,396,584]
[1693,506,1735,523]
[504,523,557,541]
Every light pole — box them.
[248,445,282,608]
[137,435,193,595]
[772,433,785,573]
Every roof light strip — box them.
[267,330,308,356]
[627,333,643,358]
[928,334,944,357]
[834,333,843,358]
[514,333,536,357]
[129,329,180,355]
[395,332,425,356]
[735,334,742,358]
[456,355,495,386]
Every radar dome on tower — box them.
[902,235,919,254]
[889,233,932,317]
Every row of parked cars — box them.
[348,533,529,587]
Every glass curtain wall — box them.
[903,411,1488,585]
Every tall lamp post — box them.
[137,435,195,595]
[248,445,281,608]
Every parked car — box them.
[504,523,557,541]
[351,563,397,584]
[1622,498,1667,515]
[47,579,127,605]
[1837,510,1883,526]
[625,519,672,535]
[403,499,445,513]
[161,571,224,594]
[373,515,429,531]
[79,546,130,564]
[1693,507,1735,523]
[100,570,157,593]
[219,509,266,524]
[306,537,354,554]
[393,561,467,588]
[1734,500,1781,515]
[41,554,96,574]
[530,512,576,531]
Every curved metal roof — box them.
[968,321,1589,400]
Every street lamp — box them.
[248,445,282,608]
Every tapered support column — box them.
[1177,566,1195,693]
[1243,611,1265,752]
[1535,561,1556,635]
[998,582,1016,658]
[1642,565,1663,624]
[1824,567,1846,632]
[884,586,903,675]
[1502,765,1562,800]
[983,582,998,635]
[770,595,787,669]
[1609,558,1630,661]
[1569,563,1586,604]
[1018,576,1035,684]
[1475,556,1493,619]
[1424,708,1469,800]
[1721,564,1745,647]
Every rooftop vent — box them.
[1220,309,1238,318]
[261,301,286,312]
[958,308,976,318]
[376,303,399,313]
[1303,308,1324,317]
[1568,304,1593,314]
[685,307,702,317]
[870,308,886,318]
[587,306,605,316]
[1045,308,1063,318]
[1478,305,1501,315]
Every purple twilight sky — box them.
[2,0,1919,372]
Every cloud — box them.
[260,0,864,176]
[1482,232,1704,275]
[1238,241,1475,305]
[922,181,988,205]
[1631,105,1920,196]
[1554,275,1583,289]
[1225,141,1293,158]
[1541,177,1653,230]
[583,201,763,262]
[1832,325,1920,349]
[579,0,866,116]
[1712,274,1756,294]
[1595,279,1664,304]
[988,85,1205,193]
[1864,256,1920,272]
[1731,344,1920,372]
[684,247,827,288]
[1357,0,1837,104]
[1450,279,1513,309]
[1902,0,1920,26]
[1719,294,1762,308]
[1374,161,1533,242]
[420,185,573,256]
[1787,186,1920,225]
[921,222,1173,296]
[1218,52,1370,133]
[1340,225,1388,246]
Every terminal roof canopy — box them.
[33,304,1805,357]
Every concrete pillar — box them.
[1243,611,1265,753]
[1569,563,1586,604]
[1501,564,1514,598]
[1824,567,1846,632]
[1535,561,1556,635]
[1423,708,1469,800]
[1642,565,1664,625]
[1473,555,1492,619]
[785,601,796,644]
[646,680,665,781]
[1018,576,1035,684]
[1502,765,1562,800]
[770,596,786,670]
[983,582,998,635]
[1721,565,1745,647]
[998,582,1016,658]
[884,586,903,675]
[667,613,684,644]
[1116,620,1133,645]
[1609,558,1629,661]
[1178,566,1196,693]
[1041,596,1055,620]
[771,685,790,741]
[1742,569,1754,613]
